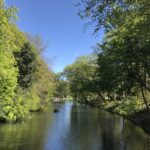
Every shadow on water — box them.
[0,102,149,150]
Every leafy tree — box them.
[25,34,56,110]
[0,0,21,121]
[0,0,56,121]
[54,73,70,99]
[15,42,37,89]
[32,57,55,108]
[79,0,150,110]
[63,54,97,103]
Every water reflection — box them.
[0,102,149,150]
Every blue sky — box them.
[7,0,104,73]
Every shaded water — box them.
[0,102,149,150]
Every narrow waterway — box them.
[0,102,149,150]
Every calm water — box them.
[0,102,149,150]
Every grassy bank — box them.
[88,98,150,134]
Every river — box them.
[0,102,149,150]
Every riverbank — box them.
[104,107,150,134]
[88,101,150,134]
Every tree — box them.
[0,0,29,121]
[0,0,57,121]
[54,73,70,99]
[63,54,97,103]
[15,42,37,88]
[79,0,150,110]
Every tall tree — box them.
[15,42,37,88]
[63,55,97,103]
[79,0,150,109]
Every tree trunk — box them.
[140,85,149,110]
[98,92,105,102]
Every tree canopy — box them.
[0,0,56,122]
[68,0,150,112]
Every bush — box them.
[114,97,143,116]
[0,93,29,122]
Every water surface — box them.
[0,102,149,150]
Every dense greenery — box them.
[0,0,56,122]
[0,0,149,123]
[15,42,37,89]
[53,73,70,99]
[63,55,98,103]
[62,0,150,116]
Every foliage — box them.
[15,42,37,89]
[0,0,56,122]
[0,92,29,122]
[24,34,56,109]
[54,73,70,99]
[63,54,97,103]
[31,57,55,108]
[0,0,20,121]
[114,97,144,116]
[78,0,150,110]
